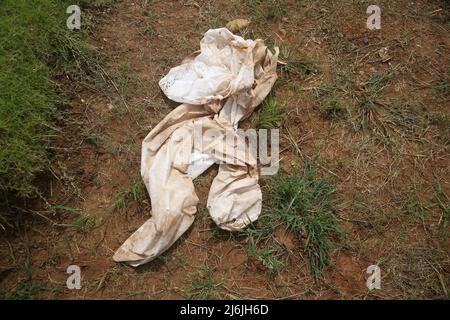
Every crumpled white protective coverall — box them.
[113,28,278,266]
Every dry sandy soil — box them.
[0,0,449,299]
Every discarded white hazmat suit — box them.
[113,28,278,266]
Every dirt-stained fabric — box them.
[113,28,278,266]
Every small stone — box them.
[378,47,392,62]
[226,19,250,33]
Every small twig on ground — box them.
[17,208,73,228]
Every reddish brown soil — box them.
[0,0,448,299]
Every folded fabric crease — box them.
[113,28,278,267]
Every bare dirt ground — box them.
[1,0,449,299]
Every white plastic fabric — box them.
[113,28,278,266]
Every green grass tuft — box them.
[6,281,47,300]
[314,86,344,119]
[247,0,286,22]
[248,243,288,274]
[186,266,221,299]
[353,69,395,131]
[434,71,450,97]
[0,0,105,216]
[111,178,146,211]
[73,213,98,233]
[245,164,341,278]
[270,167,341,278]
[359,70,394,109]
[258,97,283,129]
